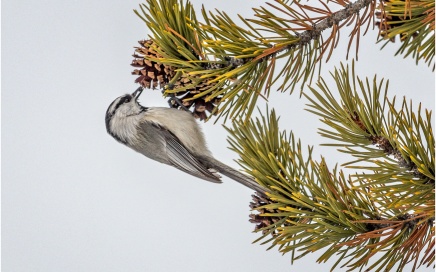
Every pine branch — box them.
[132,0,434,122]
[225,64,434,271]
[347,103,431,182]
[228,110,434,271]
[198,0,375,73]
[366,132,430,181]
[305,61,434,215]
[132,0,381,121]
[198,0,374,65]
[268,0,374,54]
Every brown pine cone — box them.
[249,192,282,235]
[131,40,175,89]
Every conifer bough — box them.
[228,64,435,271]
[132,0,434,123]
[131,0,435,270]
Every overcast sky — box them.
[2,0,434,271]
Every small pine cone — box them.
[131,39,176,89]
[192,96,221,121]
[249,192,282,235]
[170,74,223,121]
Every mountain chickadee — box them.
[105,87,268,194]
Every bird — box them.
[105,87,269,194]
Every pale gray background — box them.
[2,0,434,271]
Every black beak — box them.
[132,87,143,100]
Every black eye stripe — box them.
[119,95,131,105]
[105,95,131,120]
[111,95,132,113]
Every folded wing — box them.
[144,122,222,183]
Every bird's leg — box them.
[164,83,190,112]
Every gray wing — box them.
[147,122,222,183]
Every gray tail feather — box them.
[203,156,271,195]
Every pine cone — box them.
[131,40,175,89]
[249,192,282,235]
[131,39,223,121]
[170,73,222,120]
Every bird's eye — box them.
[124,97,131,103]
